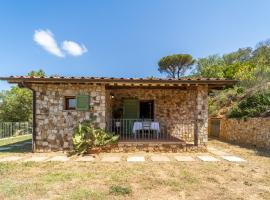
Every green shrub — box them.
[236,86,245,94]
[208,101,218,116]
[208,86,244,117]
[109,185,132,196]
[72,120,119,155]
[228,91,270,118]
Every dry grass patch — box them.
[0,139,269,199]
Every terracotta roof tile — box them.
[0,76,237,88]
[3,75,232,81]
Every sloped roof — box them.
[0,76,237,89]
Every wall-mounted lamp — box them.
[110,93,115,99]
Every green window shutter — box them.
[76,95,90,111]
[123,99,139,119]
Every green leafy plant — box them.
[228,91,270,118]
[72,120,119,154]
[109,185,132,196]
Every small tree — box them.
[0,87,32,122]
[28,69,45,77]
[0,70,46,122]
[158,54,195,78]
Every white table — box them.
[132,121,160,139]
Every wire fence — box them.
[0,122,32,139]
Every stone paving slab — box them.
[174,156,196,162]
[151,155,170,162]
[76,156,95,162]
[47,156,69,162]
[0,156,23,162]
[221,156,246,162]
[0,147,12,151]
[101,156,121,162]
[197,155,220,162]
[23,156,49,162]
[127,156,145,162]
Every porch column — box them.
[194,85,208,146]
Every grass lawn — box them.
[0,139,269,200]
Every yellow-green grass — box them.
[0,139,269,200]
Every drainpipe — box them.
[31,90,36,152]
[19,82,36,152]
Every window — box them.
[65,97,76,110]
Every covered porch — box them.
[105,83,208,146]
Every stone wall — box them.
[30,83,209,152]
[30,84,106,152]
[107,87,208,143]
[105,90,112,128]
[196,85,208,145]
[98,142,207,153]
[218,118,270,149]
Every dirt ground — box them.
[0,138,269,200]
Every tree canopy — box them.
[197,39,270,118]
[0,70,46,122]
[195,43,270,86]
[28,69,46,77]
[0,87,32,122]
[158,54,195,78]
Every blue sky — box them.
[1,0,270,90]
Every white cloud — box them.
[62,40,88,56]
[33,29,64,57]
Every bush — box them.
[109,185,132,196]
[236,86,245,94]
[72,121,119,155]
[228,91,270,118]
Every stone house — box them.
[0,76,236,152]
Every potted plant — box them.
[72,120,119,155]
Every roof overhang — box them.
[0,76,238,90]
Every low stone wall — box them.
[98,143,207,153]
[219,118,270,149]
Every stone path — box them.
[151,155,170,162]
[207,147,230,156]
[221,155,246,162]
[127,156,145,162]
[197,155,220,162]
[0,144,247,163]
[0,153,247,163]
[101,156,121,162]
[76,156,95,162]
[174,156,196,162]
[0,156,23,162]
[23,156,48,162]
[48,156,70,162]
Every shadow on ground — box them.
[209,137,270,158]
[0,139,32,153]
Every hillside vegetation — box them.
[195,39,270,118]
